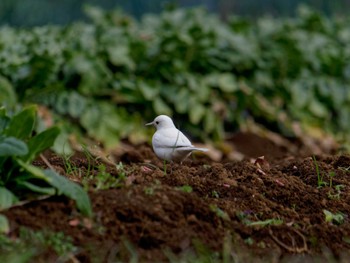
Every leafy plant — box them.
[83,163,126,191]
[19,228,77,256]
[209,204,230,221]
[176,185,193,193]
[312,156,328,188]
[323,210,345,225]
[328,184,345,200]
[0,214,9,234]
[0,227,76,262]
[0,106,92,216]
[312,157,345,199]
[211,190,220,198]
[1,6,350,147]
[144,186,155,196]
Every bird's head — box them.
[145,115,175,130]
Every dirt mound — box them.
[3,133,350,262]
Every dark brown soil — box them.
[3,132,350,262]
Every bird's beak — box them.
[145,121,154,126]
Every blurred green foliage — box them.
[0,106,92,216]
[0,6,350,147]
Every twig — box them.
[269,228,308,253]
[140,163,160,170]
[40,153,56,171]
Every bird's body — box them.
[146,115,208,162]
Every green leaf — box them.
[0,113,10,133]
[0,214,9,234]
[107,46,135,69]
[309,99,328,118]
[153,97,172,115]
[139,81,160,100]
[4,106,36,140]
[17,160,92,217]
[290,81,310,109]
[218,73,238,92]
[43,170,92,217]
[0,76,16,107]
[68,92,87,118]
[174,89,190,113]
[189,103,206,124]
[204,108,216,133]
[0,187,18,210]
[0,137,28,156]
[17,181,56,195]
[80,103,121,147]
[23,127,60,162]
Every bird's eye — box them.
[155,121,159,125]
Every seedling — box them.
[62,153,79,177]
[0,227,76,262]
[144,186,155,195]
[312,157,343,195]
[323,210,345,225]
[209,204,230,221]
[176,185,193,193]
[328,184,345,200]
[61,145,95,179]
[211,190,220,198]
[19,228,77,256]
[312,156,327,188]
[244,237,254,245]
[247,218,283,227]
[121,238,138,263]
[83,162,127,191]
[163,160,167,175]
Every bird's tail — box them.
[176,146,208,152]
[192,147,208,152]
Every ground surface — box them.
[3,132,350,262]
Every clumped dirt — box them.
[3,133,350,262]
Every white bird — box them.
[146,115,208,162]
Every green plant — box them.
[116,161,127,180]
[82,162,127,191]
[312,157,345,198]
[1,6,350,149]
[312,156,328,188]
[144,186,155,195]
[209,204,230,221]
[328,171,336,188]
[0,214,9,234]
[328,184,345,200]
[0,106,92,216]
[211,190,220,198]
[176,185,193,193]
[323,209,345,225]
[247,218,283,227]
[244,237,254,245]
[0,227,76,262]
[62,152,86,179]
[163,160,167,176]
[19,228,77,256]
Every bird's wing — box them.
[153,128,193,149]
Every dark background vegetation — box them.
[1,0,350,26]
